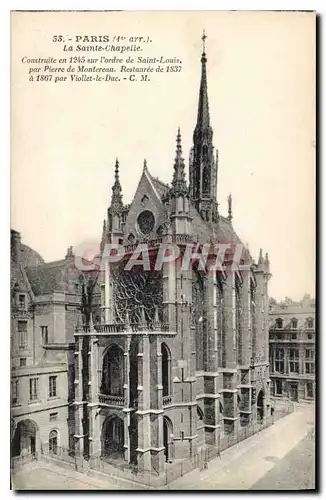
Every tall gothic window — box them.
[162,343,171,397]
[235,275,242,365]
[216,275,225,367]
[250,280,256,359]
[202,165,210,195]
[191,270,206,371]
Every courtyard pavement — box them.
[11,404,315,491]
[167,404,315,490]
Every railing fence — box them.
[11,406,294,486]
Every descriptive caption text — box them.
[20,34,183,84]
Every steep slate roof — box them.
[147,171,243,245]
[190,203,242,245]
[20,244,45,267]
[25,260,67,295]
[149,174,169,199]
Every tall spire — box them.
[170,128,188,196]
[110,157,123,212]
[194,30,212,141]
[189,31,218,222]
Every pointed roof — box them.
[170,128,188,196]
[194,31,213,140]
[110,158,123,212]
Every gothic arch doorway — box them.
[101,415,125,460]
[163,416,173,463]
[12,419,38,458]
[257,390,265,421]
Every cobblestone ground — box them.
[251,428,315,490]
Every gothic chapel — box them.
[74,34,272,476]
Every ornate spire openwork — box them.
[170,128,188,197]
[110,157,123,212]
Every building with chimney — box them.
[269,295,315,402]
[73,35,272,478]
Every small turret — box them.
[65,246,74,259]
[264,252,271,274]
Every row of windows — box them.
[271,332,314,340]
[16,323,49,349]
[11,375,58,405]
[272,348,315,374]
[274,380,314,399]
[273,361,315,375]
[275,317,314,329]
[274,348,315,359]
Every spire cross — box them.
[202,30,207,53]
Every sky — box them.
[11,11,316,301]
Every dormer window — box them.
[276,318,283,329]
[307,318,314,329]
[291,318,298,329]
[18,294,26,310]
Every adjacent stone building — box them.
[269,295,315,402]
[10,230,86,459]
[73,37,272,476]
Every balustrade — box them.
[75,322,171,334]
[163,395,172,406]
[98,394,125,407]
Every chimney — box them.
[11,230,21,263]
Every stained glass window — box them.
[112,264,163,325]
[137,210,155,235]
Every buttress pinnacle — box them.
[171,128,188,196]
[110,157,123,212]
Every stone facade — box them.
[10,230,84,458]
[74,39,272,477]
[269,295,315,403]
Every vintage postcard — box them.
[10,10,316,491]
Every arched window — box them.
[235,276,242,365]
[101,416,124,458]
[191,270,205,371]
[162,343,171,397]
[163,416,173,462]
[101,344,124,396]
[276,318,283,329]
[49,430,58,455]
[216,276,225,367]
[202,165,210,194]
